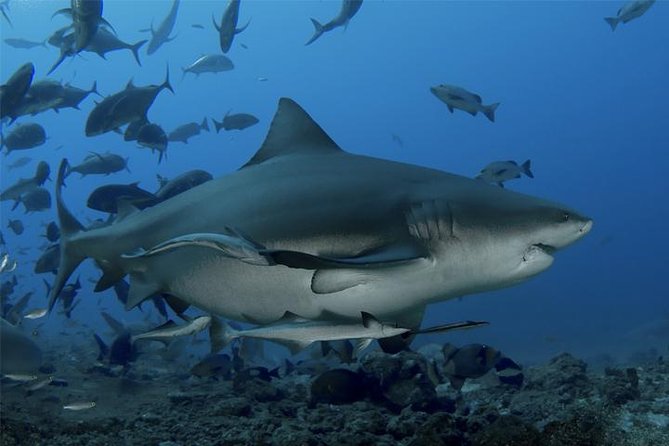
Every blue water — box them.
[1,0,668,365]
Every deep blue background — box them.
[2,1,667,364]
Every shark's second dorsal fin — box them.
[242,98,343,168]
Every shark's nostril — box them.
[580,220,593,234]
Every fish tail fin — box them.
[212,118,224,133]
[201,118,210,132]
[604,17,619,31]
[89,80,100,97]
[208,316,238,353]
[305,18,324,46]
[48,159,86,313]
[131,40,148,66]
[483,103,500,123]
[521,160,534,178]
[162,64,174,93]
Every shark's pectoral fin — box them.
[354,338,374,356]
[163,294,190,315]
[126,273,161,310]
[94,262,126,292]
[310,269,378,294]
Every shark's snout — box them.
[580,219,593,236]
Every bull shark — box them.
[48,98,592,351]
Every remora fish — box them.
[306,0,364,46]
[47,98,592,353]
[604,0,655,31]
[131,315,211,343]
[146,0,180,55]
[212,311,485,355]
[213,0,248,53]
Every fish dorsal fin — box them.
[242,98,343,168]
[152,319,178,331]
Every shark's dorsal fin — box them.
[242,98,343,168]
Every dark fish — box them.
[87,182,158,213]
[1,123,47,153]
[154,169,212,201]
[54,0,110,53]
[87,27,146,65]
[0,161,50,204]
[3,38,47,49]
[0,62,34,120]
[124,117,149,142]
[233,366,279,386]
[55,81,99,112]
[191,24,204,29]
[6,156,32,171]
[310,369,367,405]
[476,160,533,188]
[43,222,60,242]
[181,54,233,78]
[167,118,209,143]
[44,277,80,318]
[306,0,364,46]
[7,219,24,235]
[137,123,168,163]
[11,79,65,117]
[35,244,60,274]
[95,332,137,366]
[1,276,18,301]
[494,356,524,388]
[146,0,180,55]
[190,353,232,378]
[85,67,173,137]
[212,112,258,132]
[213,0,248,53]
[13,187,51,213]
[67,152,129,177]
[442,343,501,390]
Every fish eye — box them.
[562,212,570,222]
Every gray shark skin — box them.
[48,98,592,336]
[147,0,180,55]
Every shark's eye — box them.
[562,212,570,222]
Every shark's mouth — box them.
[522,244,556,262]
[533,243,556,255]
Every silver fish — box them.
[63,401,96,411]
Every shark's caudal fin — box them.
[305,18,325,46]
[604,17,619,31]
[48,159,86,313]
[483,103,500,123]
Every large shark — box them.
[48,98,592,349]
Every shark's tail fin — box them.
[604,17,619,31]
[305,18,325,46]
[130,39,148,66]
[521,160,534,178]
[211,118,224,133]
[209,316,239,353]
[48,159,86,313]
[483,103,500,123]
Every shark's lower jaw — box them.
[517,244,555,277]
